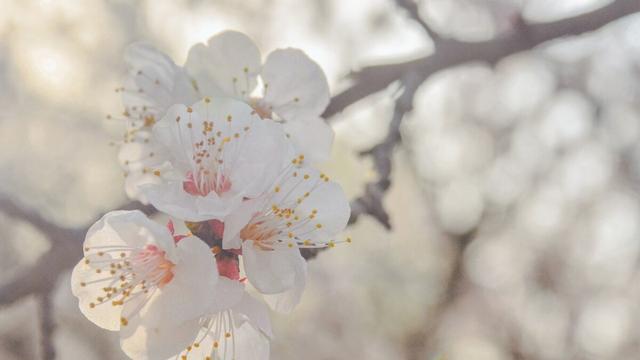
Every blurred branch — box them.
[324,0,639,230]
[350,71,426,229]
[323,0,640,119]
[38,292,56,360]
[394,0,442,45]
[0,200,153,308]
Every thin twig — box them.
[349,71,425,229]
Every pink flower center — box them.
[239,219,278,251]
[132,244,175,288]
[183,170,232,196]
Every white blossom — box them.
[184,31,333,163]
[223,163,351,313]
[167,279,273,360]
[116,43,199,202]
[70,210,220,359]
[141,97,291,222]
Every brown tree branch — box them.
[324,0,639,229]
[38,291,56,360]
[323,0,640,119]
[0,200,153,307]
[349,71,425,229]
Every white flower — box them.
[71,210,219,359]
[223,163,351,313]
[141,97,291,222]
[165,279,273,360]
[116,43,199,202]
[185,31,334,163]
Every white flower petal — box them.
[222,198,263,250]
[121,316,202,360]
[283,117,334,163]
[83,210,175,256]
[172,320,270,360]
[233,292,273,338]
[209,278,246,314]
[242,240,307,295]
[262,273,305,314]
[268,167,350,245]
[122,42,198,117]
[142,181,241,222]
[72,211,178,330]
[261,48,330,121]
[70,260,122,331]
[134,236,218,328]
[185,31,261,99]
[123,171,163,205]
[229,322,271,360]
[226,119,291,199]
[151,104,203,174]
[147,98,290,221]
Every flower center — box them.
[132,244,175,287]
[183,170,232,196]
[80,244,176,316]
[249,97,272,119]
[239,218,280,250]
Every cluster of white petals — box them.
[73,31,350,360]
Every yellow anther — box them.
[346,237,352,243]
[120,317,128,326]
[316,224,323,229]
[186,107,193,113]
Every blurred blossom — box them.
[600,103,640,150]
[466,233,532,290]
[516,186,566,240]
[537,90,594,150]
[447,336,509,360]
[436,178,484,234]
[576,295,632,357]
[554,141,614,202]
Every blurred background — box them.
[1,0,640,359]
